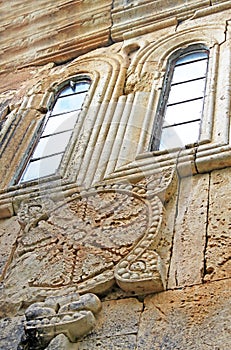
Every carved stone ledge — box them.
[0,200,14,219]
[21,293,101,349]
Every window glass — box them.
[163,98,203,126]
[52,93,86,115]
[42,111,79,136]
[160,121,201,150]
[32,131,72,159]
[167,78,206,105]
[175,51,208,65]
[21,154,63,182]
[59,81,89,97]
[172,59,207,84]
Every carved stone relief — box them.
[4,167,177,304]
[124,71,155,94]
[20,293,101,349]
[1,167,176,348]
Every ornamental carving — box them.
[7,168,177,299]
[124,71,155,94]
[20,293,101,349]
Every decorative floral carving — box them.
[10,167,177,296]
[17,197,55,230]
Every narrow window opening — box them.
[19,78,91,183]
[150,47,209,151]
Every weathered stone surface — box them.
[112,0,211,40]
[1,0,112,71]
[0,316,24,350]
[0,217,20,279]
[0,1,231,350]
[204,168,231,281]
[78,334,137,350]
[137,279,231,350]
[87,298,142,339]
[168,174,209,288]
[44,334,137,350]
[44,299,141,350]
[45,334,70,350]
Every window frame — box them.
[149,44,210,152]
[17,76,91,184]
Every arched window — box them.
[150,46,209,151]
[19,79,91,182]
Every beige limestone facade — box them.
[0,1,231,349]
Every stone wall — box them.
[0,1,230,349]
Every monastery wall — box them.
[0,1,230,349]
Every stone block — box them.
[87,298,143,339]
[1,0,112,70]
[205,168,231,281]
[137,279,231,350]
[112,0,211,41]
[168,174,209,288]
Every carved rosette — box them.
[14,167,177,295]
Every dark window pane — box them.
[168,78,206,105]
[160,121,200,150]
[32,130,72,159]
[175,51,208,66]
[52,93,86,115]
[164,98,203,126]
[42,111,79,136]
[172,59,208,84]
[59,81,90,97]
[21,153,63,182]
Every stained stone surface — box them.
[45,334,71,350]
[1,0,112,70]
[77,334,137,350]
[45,334,137,350]
[0,1,231,350]
[0,217,20,278]
[168,174,209,288]
[205,168,231,281]
[0,316,24,350]
[87,298,143,339]
[137,279,231,350]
